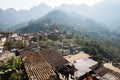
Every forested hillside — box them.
[17,10,108,34]
[16,10,120,62]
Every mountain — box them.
[56,0,120,32]
[90,0,120,31]
[0,3,52,29]
[7,22,29,31]
[55,4,90,17]
[16,10,109,36]
[1,0,120,32]
[0,8,17,28]
[0,22,5,28]
[43,10,108,33]
[9,9,120,62]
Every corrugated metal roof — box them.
[74,58,98,77]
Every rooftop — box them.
[20,51,57,80]
[104,63,120,73]
[64,51,90,63]
[102,72,120,80]
[40,50,69,67]
[95,66,120,80]
[74,58,98,77]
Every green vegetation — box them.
[73,34,120,62]
[16,19,62,34]
[0,55,23,80]
[16,10,107,34]
[4,40,27,51]
[16,11,120,62]
[31,28,120,62]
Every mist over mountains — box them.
[17,10,107,34]
[0,0,120,32]
[0,3,52,28]
[0,0,120,63]
[56,0,120,31]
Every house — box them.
[48,31,60,41]
[58,49,70,56]
[20,50,70,80]
[0,37,6,46]
[113,63,120,69]
[11,33,18,38]
[74,58,98,77]
[0,31,12,38]
[104,63,120,73]
[0,46,3,53]
[64,51,98,79]
[64,51,90,63]
[0,37,6,42]
[20,51,58,80]
[40,50,69,68]
[94,66,120,80]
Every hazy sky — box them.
[0,0,103,10]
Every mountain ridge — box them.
[0,3,53,28]
[16,10,108,35]
[0,0,120,32]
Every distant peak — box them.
[5,8,16,12]
[30,3,52,10]
[36,3,51,8]
[59,3,77,7]
[79,4,90,7]
[39,3,48,6]
[43,10,67,17]
[48,10,65,14]
[0,8,2,11]
[48,10,64,14]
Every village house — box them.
[20,50,70,80]
[0,31,12,38]
[113,63,120,69]
[48,31,60,41]
[0,46,3,53]
[20,51,58,80]
[94,66,120,80]
[0,37,6,46]
[64,51,98,79]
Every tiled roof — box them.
[95,67,110,76]
[20,51,57,80]
[95,66,120,80]
[40,50,69,67]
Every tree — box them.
[4,40,15,51]
[0,55,23,80]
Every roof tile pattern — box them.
[21,51,56,80]
[40,50,69,67]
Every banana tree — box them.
[0,54,23,80]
